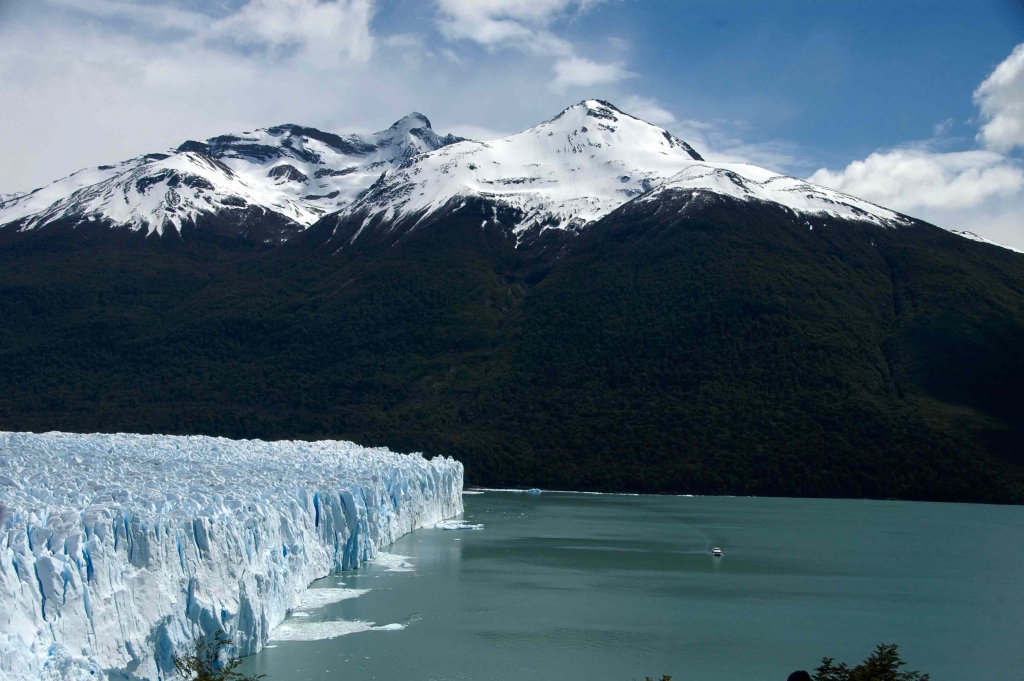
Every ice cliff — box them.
[0,432,464,680]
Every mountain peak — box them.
[338,99,908,245]
[580,99,623,118]
[0,112,462,237]
[387,112,432,132]
[536,99,702,160]
[2,103,905,246]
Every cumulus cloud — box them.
[975,43,1024,153]
[0,0,390,192]
[661,118,806,173]
[0,0,682,195]
[434,0,630,89]
[436,0,597,51]
[808,149,1024,212]
[618,95,676,125]
[810,42,1024,249]
[47,0,376,63]
[204,0,376,63]
[552,57,632,88]
[0,0,588,192]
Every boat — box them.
[711,547,723,557]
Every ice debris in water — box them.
[432,520,484,530]
[369,552,415,572]
[0,431,463,681]
[271,619,405,641]
[295,588,370,609]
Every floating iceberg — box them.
[432,520,483,531]
[0,432,463,681]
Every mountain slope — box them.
[1,102,1022,503]
[1,191,1022,502]
[0,114,462,240]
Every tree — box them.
[814,658,852,681]
[813,644,929,681]
[172,630,265,681]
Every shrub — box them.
[813,643,929,681]
[172,630,265,681]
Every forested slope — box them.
[1,194,1022,502]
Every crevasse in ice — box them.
[0,432,463,681]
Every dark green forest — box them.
[1,193,1022,502]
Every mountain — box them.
[325,100,907,250]
[0,113,462,242]
[1,101,1023,504]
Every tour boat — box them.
[711,547,723,557]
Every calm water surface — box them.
[240,493,1024,680]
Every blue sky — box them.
[375,0,1024,170]
[2,0,1023,246]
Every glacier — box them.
[0,431,463,681]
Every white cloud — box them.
[808,146,1024,249]
[444,125,512,141]
[808,149,1024,211]
[975,43,1024,153]
[617,95,676,125]
[0,1,379,192]
[436,0,599,48]
[552,57,632,88]
[434,0,629,88]
[933,118,955,137]
[663,118,806,173]
[45,0,377,63]
[203,0,376,63]
[809,42,1024,249]
[0,0,620,194]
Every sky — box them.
[1,0,1023,247]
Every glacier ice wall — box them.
[0,432,463,681]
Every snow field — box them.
[0,115,457,237]
[0,432,463,681]
[346,100,909,241]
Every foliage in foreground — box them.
[813,643,929,681]
[172,630,265,681]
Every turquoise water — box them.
[240,493,1024,680]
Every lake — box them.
[239,492,1024,680]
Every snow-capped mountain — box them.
[948,230,1023,254]
[334,100,908,246]
[1,100,921,248]
[0,114,462,239]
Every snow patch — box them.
[948,230,1023,253]
[645,163,908,227]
